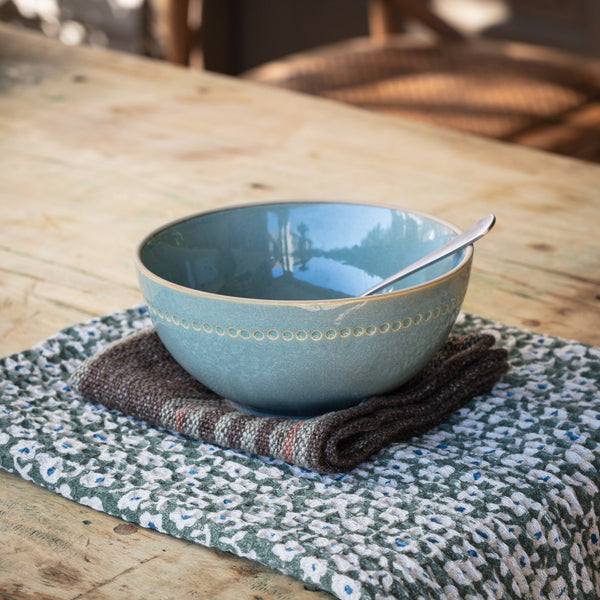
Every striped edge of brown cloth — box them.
[69,329,508,473]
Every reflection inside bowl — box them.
[141,202,464,300]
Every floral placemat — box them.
[1,307,599,599]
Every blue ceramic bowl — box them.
[135,201,472,417]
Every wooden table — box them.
[1,23,599,600]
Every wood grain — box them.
[0,22,599,600]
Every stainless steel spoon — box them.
[359,214,496,297]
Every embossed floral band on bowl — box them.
[135,200,473,417]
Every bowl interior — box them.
[139,202,466,300]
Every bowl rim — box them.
[134,199,473,305]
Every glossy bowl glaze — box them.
[135,201,472,417]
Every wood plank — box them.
[1,28,598,349]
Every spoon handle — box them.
[360,214,496,297]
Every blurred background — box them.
[2,0,600,162]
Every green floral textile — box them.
[1,307,599,600]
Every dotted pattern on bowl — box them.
[147,297,461,343]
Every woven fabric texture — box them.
[245,38,600,140]
[69,328,508,472]
[1,307,599,600]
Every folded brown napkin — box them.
[69,329,508,472]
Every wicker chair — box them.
[241,0,600,162]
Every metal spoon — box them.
[360,214,496,297]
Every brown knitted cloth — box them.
[69,329,508,472]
